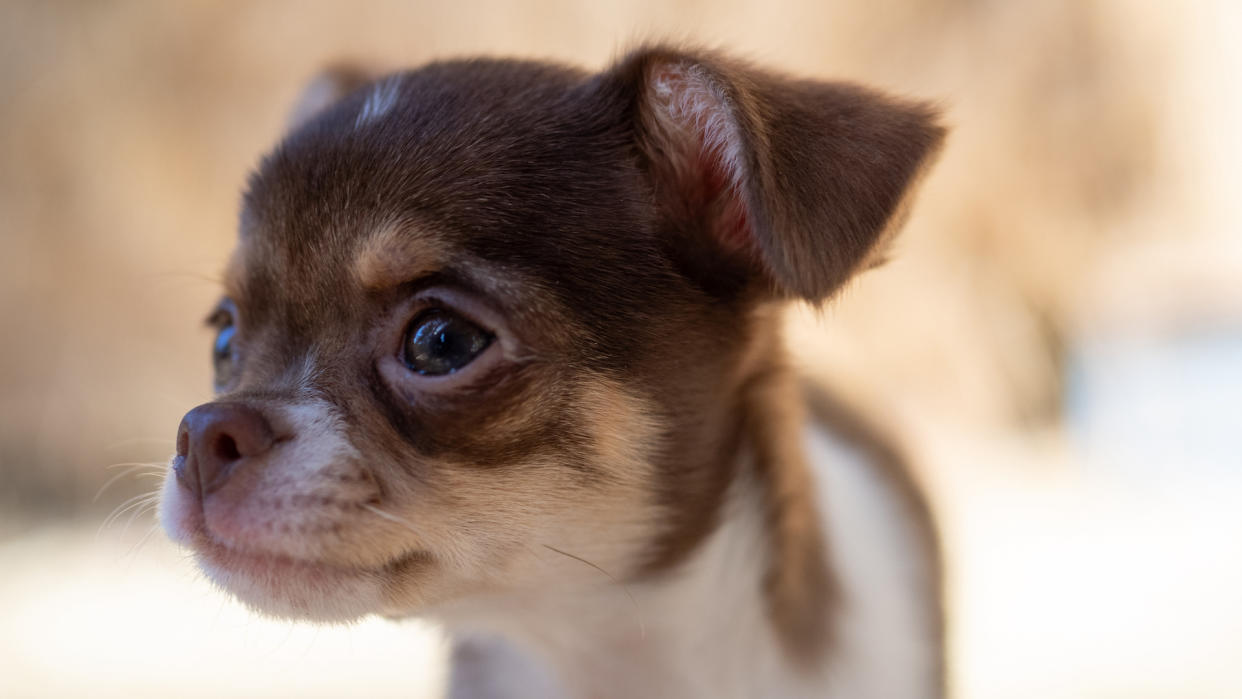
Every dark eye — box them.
[401,309,493,376]
[211,308,237,386]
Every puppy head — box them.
[159,46,943,622]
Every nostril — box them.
[213,434,242,463]
[176,424,190,457]
[175,401,277,497]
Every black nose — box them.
[174,402,275,497]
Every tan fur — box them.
[161,46,945,697]
[747,363,836,666]
[384,375,664,617]
[803,383,946,693]
[353,223,448,290]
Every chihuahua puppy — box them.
[159,45,944,698]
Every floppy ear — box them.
[287,64,378,131]
[617,47,945,302]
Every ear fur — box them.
[287,64,378,131]
[617,46,945,302]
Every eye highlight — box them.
[401,309,493,376]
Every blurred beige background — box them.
[2,1,1240,697]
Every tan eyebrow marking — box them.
[353,223,447,290]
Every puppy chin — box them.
[194,544,387,623]
[158,471,410,623]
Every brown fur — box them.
[741,313,837,666]
[161,44,944,692]
[803,381,947,692]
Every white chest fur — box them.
[442,422,939,699]
[806,423,941,698]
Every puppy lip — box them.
[165,484,421,581]
[190,525,427,581]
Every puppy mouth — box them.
[190,527,419,581]
[164,484,429,620]
[187,525,431,621]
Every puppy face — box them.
[159,47,942,622]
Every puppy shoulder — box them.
[800,380,945,698]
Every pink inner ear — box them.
[649,65,756,260]
[700,152,752,255]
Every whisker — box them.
[101,491,157,527]
[541,544,646,640]
[100,492,161,535]
[121,499,161,538]
[105,461,169,470]
[363,504,511,577]
[95,463,166,502]
[360,504,473,568]
[141,269,223,285]
[111,495,161,531]
[362,504,421,535]
[103,438,175,451]
[122,522,163,564]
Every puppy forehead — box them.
[230,220,449,305]
[240,60,628,266]
[228,215,545,329]
[230,58,703,368]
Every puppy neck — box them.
[435,337,834,698]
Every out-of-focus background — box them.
[2,1,1239,697]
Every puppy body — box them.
[442,382,941,699]
[160,46,944,698]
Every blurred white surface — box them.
[928,429,1242,699]
[0,526,447,698]
[4,441,1240,699]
